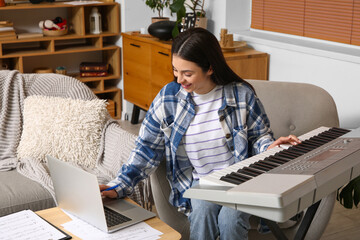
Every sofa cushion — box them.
[0,169,55,217]
[17,95,108,169]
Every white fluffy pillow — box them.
[17,95,108,169]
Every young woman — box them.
[100,28,300,240]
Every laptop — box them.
[47,155,156,233]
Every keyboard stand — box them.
[262,200,321,240]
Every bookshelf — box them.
[0,1,122,119]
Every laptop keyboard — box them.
[104,206,132,227]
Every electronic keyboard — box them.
[184,126,360,222]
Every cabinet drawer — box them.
[123,37,151,66]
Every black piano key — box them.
[230,172,252,181]
[220,176,243,185]
[277,151,297,159]
[308,137,327,147]
[259,160,279,167]
[330,127,351,134]
[317,134,335,141]
[310,135,329,142]
[292,144,313,152]
[290,147,309,154]
[321,131,342,138]
[265,157,288,164]
[238,168,261,177]
[286,148,307,155]
[225,174,246,183]
[301,139,322,147]
[242,167,263,176]
[250,163,271,171]
[256,161,277,169]
[272,154,292,163]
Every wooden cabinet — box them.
[0,2,122,118]
[122,32,269,122]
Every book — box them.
[80,71,108,77]
[0,27,14,32]
[17,32,44,39]
[0,35,17,41]
[0,31,16,36]
[0,21,14,28]
[79,62,108,72]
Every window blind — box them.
[251,0,360,46]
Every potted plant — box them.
[186,0,205,18]
[169,0,186,37]
[186,0,207,29]
[170,0,207,37]
[145,0,171,23]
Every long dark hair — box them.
[171,28,250,87]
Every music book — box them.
[0,210,71,240]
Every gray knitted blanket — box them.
[0,70,152,209]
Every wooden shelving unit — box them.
[0,1,122,119]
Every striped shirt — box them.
[109,81,274,215]
[185,86,234,179]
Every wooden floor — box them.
[321,200,360,240]
[118,120,360,239]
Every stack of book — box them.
[79,62,108,77]
[0,21,16,41]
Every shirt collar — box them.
[175,82,238,107]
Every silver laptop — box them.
[47,155,156,233]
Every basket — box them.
[43,27,68,37]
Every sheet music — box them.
[0,210,68,240]
[62,210,162,240]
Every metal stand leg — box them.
[263,200,322,240]
[262,219,288,240]
[294,200,321,240]
[131,105,141,124]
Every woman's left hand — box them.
[267,135,301,150]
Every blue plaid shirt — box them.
[109,81,274,214]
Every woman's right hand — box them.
[99,184,118,198]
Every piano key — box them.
[286,148,307,155]
[291,144,313,152]
[268,155,290,162]
[230,172,252,181]
[242,167,263,176]
[330,127,350,134]
[260,160,280,167]
[249,163,270,172]
[220,176,242,185]
[254,161,273,171]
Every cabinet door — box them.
[123,37,152,110]
[225,51,269,80]
[150,45,173,100]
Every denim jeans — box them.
[188,192,251,240]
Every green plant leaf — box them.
[172,24,180,38]
[337,176,360,209]
[170,0,185,13]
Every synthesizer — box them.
[183,126,360,222]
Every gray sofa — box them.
[150,80,340,240]
[0,71,149,217]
